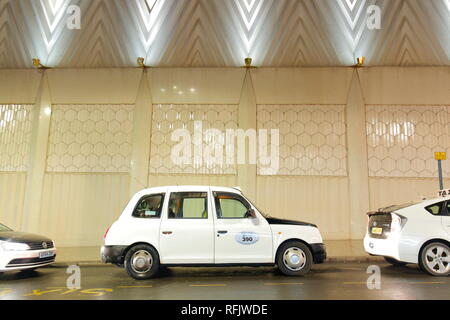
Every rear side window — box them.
[168,192,208,219]
[425,201,445,216]
[132,194,165,218]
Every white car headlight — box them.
[0,240,30,251]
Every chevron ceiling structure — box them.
[0,0,448,68]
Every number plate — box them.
[371,227,383,235]
[39,251,54,259]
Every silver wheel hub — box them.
[283,247,306,271]
[131,250,152,274]
[425,245,450,274]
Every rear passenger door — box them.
[158,187,214,264]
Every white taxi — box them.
[101,186,326,279]
[364,190,450,276]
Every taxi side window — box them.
[214,192,250,219]
[132,194,164,218]
[425,201,446,216]
[168,192,208,219]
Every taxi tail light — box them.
[104,227,110,239]
[390,213,407,233]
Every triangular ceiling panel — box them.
[0,0,448,68]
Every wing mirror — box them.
[246,208,256,219]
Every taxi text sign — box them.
[435,152,447,161]
[438,189,450,197]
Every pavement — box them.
[1,262,449,300]
[53,240,381,267]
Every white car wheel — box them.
[420,242,450,277]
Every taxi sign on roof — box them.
[435,152,447,160]
[438,189,450,197]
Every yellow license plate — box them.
[371,227,383,235]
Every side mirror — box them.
[246,208,256,219]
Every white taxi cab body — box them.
[101,186,326,279]
[364,191,450,276]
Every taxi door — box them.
[212,191,273,264]
[158,186,214,264]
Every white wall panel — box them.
[257,176,350,240]
[0,104,34,171]
[359,67,450,105]
[150,68,246,104]
[47,69,142,104]
[257,104,347,176]
[0,173,26,230]
[40,173,130,247]
[47,104,134,172]
[149,104,238,175]
[369,177,450,211]
[251,68,353,104]
[0,70,42,103]
[367,105,450,178]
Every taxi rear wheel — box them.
[276,241,312,276]
[124,244,160,280]
[419,242,450,277]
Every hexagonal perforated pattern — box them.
[149,104,238,174]
[47,104,134,172]
[257,105,347,176]
[0,104,33,171]
[366,105,450,177]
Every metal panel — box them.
[47,104,134,173]
[366,104,450,178]
[369,177,450,211]
[0,173,26,230]
[149,104,238,175]
[257,104,347,176]
[257,175,350,240]
[0,104,34,171]
[39,173,130,247]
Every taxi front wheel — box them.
[124,244,160,280]
[276,241,313,276]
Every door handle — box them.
[162,231,172,235]
[217,230,228,234]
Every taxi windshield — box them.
[0,223,12,232]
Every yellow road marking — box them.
[189,284,227,287]
[408,281,446,284]
[264,282,303,286]
[117,285,153,288]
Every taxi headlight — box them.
[0,240,30,251]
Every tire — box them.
[419,242,450,277]
[124,244,160,280]
[276,241,313,276]
[384,256,407,267]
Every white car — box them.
[364,193,450,276]
[0,223,57,274]
[101,186,326,279]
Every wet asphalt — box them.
[0,262,449,300]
